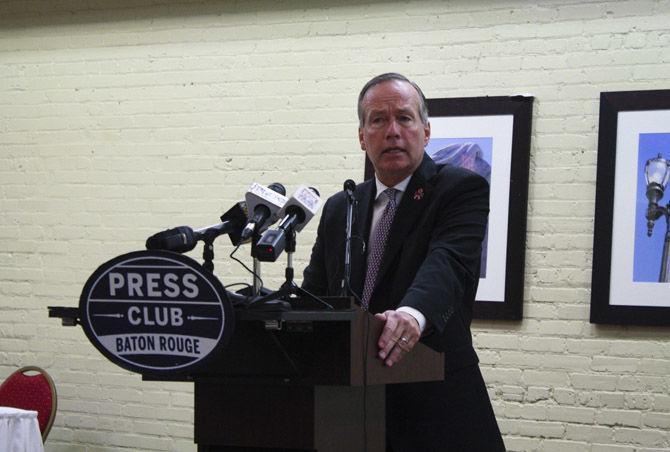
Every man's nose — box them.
[385,119,401,138]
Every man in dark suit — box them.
[302,73,504,451]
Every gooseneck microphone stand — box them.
[341,181,356,296]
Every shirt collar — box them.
[374,174,412,200]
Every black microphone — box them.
[216,200,249,246]
[255,186,322,262]
[344,179,356,198]
[145,201,248,252]
[145,226,198,253]
[240,182,287,241]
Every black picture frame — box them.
[364,95,533,320]
[590,90,670,326]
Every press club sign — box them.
[79,250,233,375]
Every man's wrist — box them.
[397,306,426,334]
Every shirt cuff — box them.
[397,306,426,334]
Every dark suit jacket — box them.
[303,153,504,451]
[303,153,488,366]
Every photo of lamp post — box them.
[591,90,670,325]
[644,153,670,282]
[634,132,670,283]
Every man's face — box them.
[358,80,430,187]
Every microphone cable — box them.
[228,243,265,302]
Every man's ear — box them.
[423,121,431,146]
[359,128,366,150]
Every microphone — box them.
[240,182,288,241]
[145,201,248,252]
[216,200,249,246]
[255,186,321,262]
[344,179,356,196]
[145,226,199,253]
[276,186,321,233]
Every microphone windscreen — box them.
[145,226,197,253]
[268,182,286,196]
[220,201,249,246]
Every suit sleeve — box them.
[399,171,489,337]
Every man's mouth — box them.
[382,147,405,155]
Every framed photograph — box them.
[365,96,533,320]
[591,90,670,326]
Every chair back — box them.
[0,366,57,441]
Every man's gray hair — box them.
[357,73,429,127]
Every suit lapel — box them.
[349,179,375,296]
[374,154,438,292]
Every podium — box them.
[46,249,444,451]
[46,250,444,450]
[170,297,444,452]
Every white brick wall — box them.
[1,0,670,450]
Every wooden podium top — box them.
[145,296,444,386]
[358,311,444,386]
